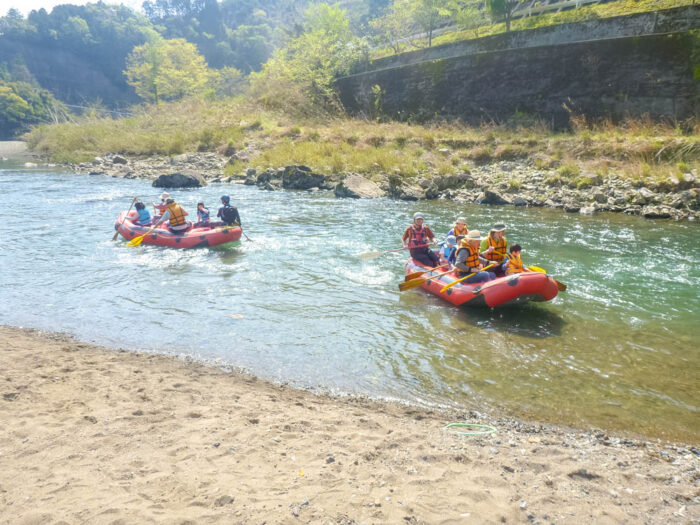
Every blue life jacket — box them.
[137,208,151,224]
[198,209,210,222]
[442,245,456,264]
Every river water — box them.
[1,165,698,442]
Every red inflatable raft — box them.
[405,259,559,307]
[114,211,242,249]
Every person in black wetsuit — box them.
[216,195,241,226]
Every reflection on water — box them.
[0,167,698,442]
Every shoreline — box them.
[1,324,698,523]
[61,151,699,222]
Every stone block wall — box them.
[338,31,699,127]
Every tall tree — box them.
[124,36,212,103]
[485,0,521,32]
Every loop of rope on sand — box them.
[444,423,497,436]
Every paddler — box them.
[402,212,439,267]
[454,230,496,283]
[441,235,457,265]
[447,217,469,242]
[503,244,531,275]
[480,222,508,275]
[154,197,190,233]
[152,191,170,220]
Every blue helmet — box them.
[220,195,230,203]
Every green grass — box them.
[24,97,700,187]
[371,0,694,60]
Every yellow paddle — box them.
[405,263,448,281]
[399,268,455,292]
[439,263,496,293]
[527,266,567,291]
[126,223,160,247]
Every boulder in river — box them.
[282,165,327,190]
[642,205,672,219]
[477,190,512,206]
[335,174,385,199]
[152,170,207,188]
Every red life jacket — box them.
[408,224,428,248]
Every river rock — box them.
[152,170,207,188]
[513,196,528,206]
[334,174,384,199]
[282,165,327,190]
[477,190,512,206]
[563,201,581,213]
[642,205,672,219]
[112,155,127,165]
[425,173,474,198]
[579,206,595,215]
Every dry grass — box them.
[24,98,699,186]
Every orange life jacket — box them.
[484,234,507,262]
[452,224,468,237]
[406,224,430,248]
[456,240,480,273]
[166,202,187,227]
[505,252,524,274]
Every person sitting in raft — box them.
[454,230,496,283]
[480,222,508,275]
[402,212,439,267]
[154,197,190,234]
[447,217,469,242]
[194,201,210,228]
[133,201,151,226]
[152,192,170,221]
[216,195,241,227]
[441,235,457,265]
[503,244,531,275]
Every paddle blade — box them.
[112,230,120,241]
[439,277,465,293]
[360,251,382,260]
[405,264,447,281]
[126,235,145,247]
[398,277,428,292]
[555,280,567,292]
[528,266,546,273]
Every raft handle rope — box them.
[444,422,497,436]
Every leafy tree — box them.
[455,3,488,37]
[410,0,459,47]
[249,3,368,113]
[485,0,522,31]
[370,0,458,50]
[369,1,414,54]
[0,78,68,139]
[124,37,212,103]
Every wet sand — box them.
[0,325,697,524]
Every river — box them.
[1,164,698,442]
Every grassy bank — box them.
[372,0,696,60]
[25,98,699,187]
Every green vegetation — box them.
[25,96,699,188]
[371,0,695,59]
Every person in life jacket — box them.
[194,201,210,228]
[152,192,170,221]
[447,217,469,242]
[401,212,439,267]
[504,244,531,275]
[216,195,241,227]
[441,235,457,265]
[154,197,190,233]
[454,230,496,283]
[133,201,151,226]
[480,222,508,275]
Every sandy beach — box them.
[0,325,697,524]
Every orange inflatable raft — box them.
[405,259,559,307]
[114,211,242,249]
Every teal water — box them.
[1,166,698,442]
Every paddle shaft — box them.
[439,263,496,293]
[399,268,454,291]
[113,197,137,241]
[405,263,448,281]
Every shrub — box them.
[558,162,580,177]
[366,135,385,147]
[467,146,492,163]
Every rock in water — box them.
[334,174,385,199]
[281,165,327,190]
[152,171,207,188]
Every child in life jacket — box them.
[503,244,530,275]
[133,201,151,225]
[441,235,457,265]
[194,201,210,227]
